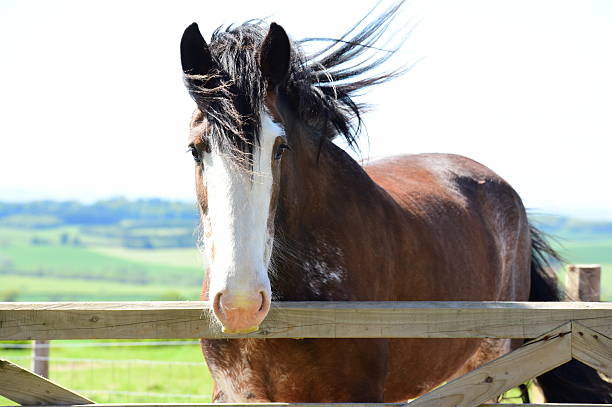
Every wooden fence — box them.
[0,265,610,407]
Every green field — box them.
[0,341,213,405]
[0,275,201,301]
[91,247,203,269]
[2,224,609,300]
[0,226,205,301]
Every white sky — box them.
[1,0,611,218]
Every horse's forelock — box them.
[184,23,268,168]
[185,4,405,165]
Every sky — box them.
[1,0,611,219]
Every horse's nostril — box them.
[258,291,266,312]
[213,292,223,314]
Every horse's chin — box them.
[222,325,260,334]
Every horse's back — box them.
[364,153,532,401]
[365,153,523,225]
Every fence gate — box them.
[1,265,610,407]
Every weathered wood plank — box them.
[571,321,612,377]
[32,340,49,378]
[406,324,573,407]
[0,358,93,405]
[566,265,601,302]
[0,301,610,340]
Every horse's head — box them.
[180,22,291,333]
[180,15,399,332]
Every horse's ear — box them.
[259,22,291,87]
[181,23,213,76]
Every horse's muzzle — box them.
[212,289,270,333]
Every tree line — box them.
[0,198,199,227]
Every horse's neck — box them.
[272,137,393,300]
[279,137,379,226]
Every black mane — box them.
[183,2,405,162]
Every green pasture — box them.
[552,239,612,264]
[0,244,201,280]
[91,247,204,269]
[0,226,204,301]
[0,341,213,405]
[0,222,196,250]
[0,275,201,301]
[0,246,204,301]
[0,223,610,300]
[0,226,79,246]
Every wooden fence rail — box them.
[1,302,610,407]
[1,301,610,340]
[1,265,610,407]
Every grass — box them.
[0,226,80,246]
[0,275,201,301]
[1,244,201,277]
[91,247,204,269]
[0,245,204,296]
[0,227,205,301]
[0,341,213,405]
[0,226,204,289]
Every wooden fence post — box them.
[31,340,49,378]
[566,264,601,301]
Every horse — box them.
[178,6,611,403]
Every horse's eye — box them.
[274,143,291,160]
[188,144,201,163]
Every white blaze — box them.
[201,112,282,300]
